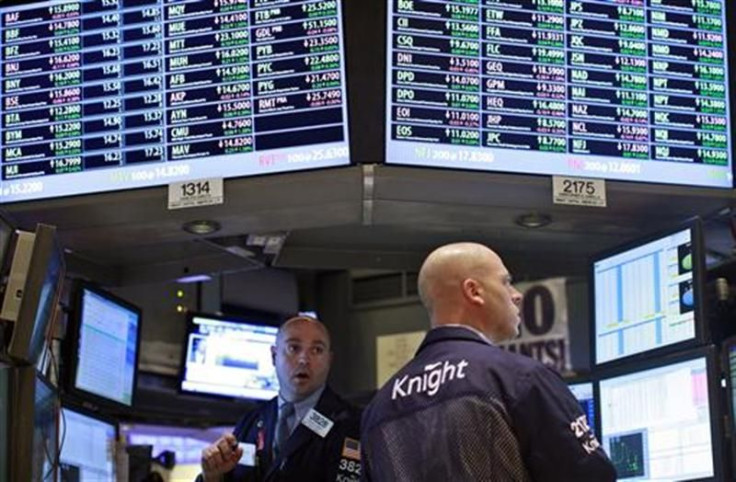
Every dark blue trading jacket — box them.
[361,326,617,482]
[198,386,362,482]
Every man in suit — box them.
[200,315,361,482]
[361,242,616,481]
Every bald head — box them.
[417,242,523,342]
[277,315,331,349]
[418,243,497,312]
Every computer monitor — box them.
[3,366,58,482]
[64,283,142,409]
[59,404,117,481]
[567,381,597,438]
[179,312,279,400]
[0,223,65,366]
[598,347,726,481]
[592,220,705,367]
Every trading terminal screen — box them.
[385,0,733,188]
[568,381,596,437]
[0,0,350,202]
[180,314,279,400]
[59,407,116,481]
[599,356,715,481]
[72,286,140,407]
[594,227,697,365]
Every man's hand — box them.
[201,433,243,482]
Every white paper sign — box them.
[552,176,606,208]
[376,331,427,389]
[168,178,223,210]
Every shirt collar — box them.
[433,324,494,345]
[279,384,325,423]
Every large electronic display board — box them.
[386,0,733,187]
[0,0,350,202]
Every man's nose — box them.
[513,290,523,305]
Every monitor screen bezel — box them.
[63,281,143,411]
[597,345,727,482]
[178,311,281,402]
[7,223,65,366]
[589,218,707,369]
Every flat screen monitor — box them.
[6,366,58,482]
[59,404,116,482]
[1,223,65,366]
[65,283,142,409]
[0,0,351,203]
[592,221,704,367]
[568,381,596,437]
[598,348,725,481]
[385,0,733,188]
[180,312,279,400]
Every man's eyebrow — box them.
[282,337,328,346]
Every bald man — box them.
[360,243,616,481]
[199,316,362,482]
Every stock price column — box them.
[566,1,650,165]
[120,0,165,166]
[251,0,346,157]
[482,0,567,154]
[164,0,252,162]
[648,0,730,171]
[80,0,126,171]
[390,0,482,156]
[2,2,86,185]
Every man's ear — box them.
[462,278,484,306]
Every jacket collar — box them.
[416,325,492,355]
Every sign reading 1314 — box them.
[168,178,224,210]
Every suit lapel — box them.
[256,400,278,472]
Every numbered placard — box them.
[168,178,223,210]
[552,176,606,208]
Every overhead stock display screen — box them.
[386,0,733,187]
[0,0,350,202]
